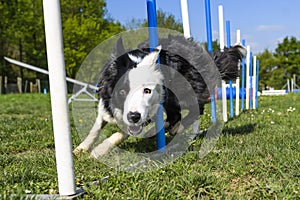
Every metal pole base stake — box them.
[1,188,85,200]
[23,188,85,200]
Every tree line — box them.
[0,0,124,82]
[0,0,299,90]
[0,0,184,83]
[257,36,300,89]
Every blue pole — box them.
[205,0,213,52]
[226,21,231,47]
[146,0,166,151]
[256,60,260,109]
[204,0,216,122]
[241,39,246,111]
[226,20,234,118]
[249,51,253,109]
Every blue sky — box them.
[106,0,300,54]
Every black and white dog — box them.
[74,35,246,157]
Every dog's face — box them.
[122,83,162,135]
[117,46,164,136]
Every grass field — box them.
[0,93,299,199]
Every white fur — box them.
[128,47,163,88]
[123,47,164,128]
[74,46,165,156]
[128,54,142,63]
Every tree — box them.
[274,36,300,78]
[60,0,125,78]
[257,36,300,89]
[125,9,183,33]
[0,0,46,81]
[257,49,278,89]
[1,0,125,83]
[202,40,220,52]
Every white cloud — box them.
[257,25,285,31]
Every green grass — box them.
[0,93,299,199]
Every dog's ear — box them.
[232,44,247,58]
[113,37,126,58]
[139,45,161,68]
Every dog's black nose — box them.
[127,111,141,123]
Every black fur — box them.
[97,35,246,135]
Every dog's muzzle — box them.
[127,111,141,123]
[127,111,143,135]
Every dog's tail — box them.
[211,44,247,81]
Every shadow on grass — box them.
[222,123,256,136]
[119,134,176,153]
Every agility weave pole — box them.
[235,30,241,116]
[204,0,217,122]
[217,4,228,122]
[4,0,93,196]
[226,20,234,118]
[241,39,246,111]
[42,0,83,197]
[249,51,253,109]
[252,55,257,109]
[256,60,260,108]
[246,45,251,110]
[146,0,208,151]
[180,0,191,39]
[215,3,260,120]
[146,0,166,151]
[180,0,200,134]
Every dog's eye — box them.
[119,90,127,96]
[143,88,151,94]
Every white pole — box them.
[236,29,241,45]
[4,57,98,90]
[291,78,294,92]
[252,56,257,109]
[245,45,251,110]
[235,78,240,115]
[221,80,227,122]
[235,29,241,115]
[287,79,290,92]
[180,0,191,39]
[180,0,198,131]
[218,5,225,51]
[43,0,76,196]
[218,5,227,122]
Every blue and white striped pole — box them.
[205,0,217,122]
[146,0,166,151]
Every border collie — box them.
[74,35,246,158]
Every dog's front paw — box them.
[169,121,184,135]
[73,145,88,156]
[90,140,114,159]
